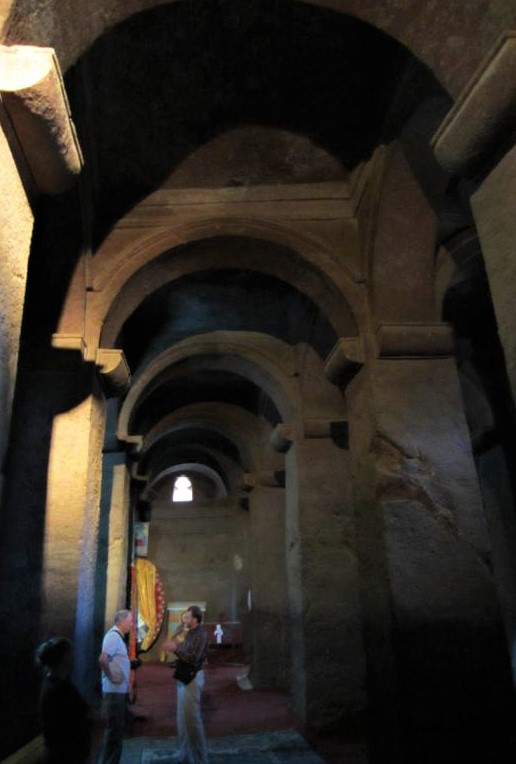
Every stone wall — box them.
[144,499,249,659]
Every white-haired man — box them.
[98,609,133,764]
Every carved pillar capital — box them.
[303,418,349,449]
[324,337,364,385]
[131,463,148,482]
[270,423,294,453]
[96,348,131,397]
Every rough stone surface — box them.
[3,3,516,763]
[146,500,249,660]
[472,144,516,405]
[348,360,516,761]
[0,114,33,481]
[128,730,326,764]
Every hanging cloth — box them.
[135,557,157,652]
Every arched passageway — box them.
[2,3,516,764]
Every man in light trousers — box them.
[164,605,209,764]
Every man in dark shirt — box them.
[164,605,209,764]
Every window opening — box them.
[173,475,193,502]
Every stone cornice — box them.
[51,333,87,355]
[115,181,353,227]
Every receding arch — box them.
[138,402,264,473]
[149,465,227,501]
[117,332,299,438]
[90,220,363,359]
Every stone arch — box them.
[139,402,264,472]
[148,463,228,500]
[3,0,504,97]
[117,332,300,438]
[88,216,363,356]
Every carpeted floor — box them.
[92,652,368,763]
[127,653,299,740]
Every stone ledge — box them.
[376,323,454,358]
[0,45,83,194]
[51,332,86,354]
[432,31,516,176]
[242,471,285,489]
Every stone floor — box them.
[122,730,326,763]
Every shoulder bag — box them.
[174,659,197,685]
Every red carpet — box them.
[92,654,367,762]
[128,657,300,739]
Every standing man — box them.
[98,609,133,764]
[164,605,209,764]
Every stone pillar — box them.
[103,461,131,628]
[0,358,104,756]
[247,481,289,689]
[0,108,34,504]
[370,142,438,325]
[432,32,516,405]
[284,427,367,732]
[43,372,107,700]
[470,152,516,401]
[347,350,515,761]
[0,43,83,504]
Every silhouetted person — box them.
[35,637,91,764]
[164,604,209,764]
[98,609,133,764]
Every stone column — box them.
[284,424,367,732]
[0,43,83,505]
[247,479,289,689]
[432,32,516,405]
[0,110,34,505]
[347,338,515,760]
[0,357,105,755]
[103,460,131,629]
[43,371,107,700]
[470,152,516,401]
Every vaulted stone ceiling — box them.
[16,0,447,503]
[64,0,418,244]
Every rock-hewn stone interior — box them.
[2,3,516,763]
